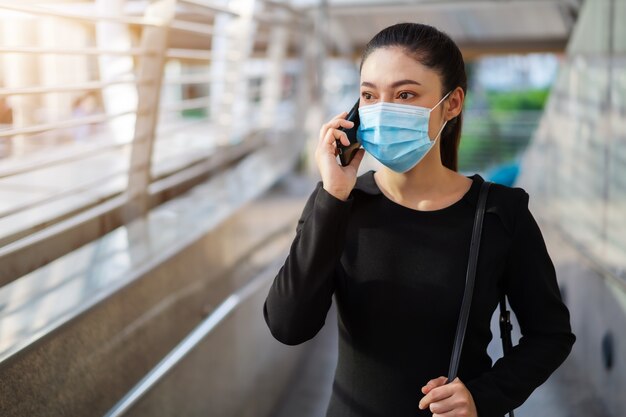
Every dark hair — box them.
[359,23,467,172]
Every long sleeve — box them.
[465,190,576,417]
[263,180,354,346]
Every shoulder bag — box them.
[446,179,515,417]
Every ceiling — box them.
[297,0,583,58]
[46,0,584,59]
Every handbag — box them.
[446,179,515,417]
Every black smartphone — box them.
[336,98,361,167]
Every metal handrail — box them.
[155,115,213,134]
[103,249,287,417]
[0,46,156,56]
[0,140,133,180]
[0,2,162,26]
[253,13,305,28]
[6,129,242,220]
[169,20,215,37]
[0,0,308,287]
[0,193,129,286]
[177,0,239,17]
[0,134,264,281]
[0,109,139,138]
[163,74,213,85]
[0,115,212,179]
[165,49,215,61]
[168,19,225,38]
[0,76,153,96]
[0,167,129,219]
[263,0,303,16]
[149,133,265,183]
[159,96,212,113]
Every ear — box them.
[444,86,464,122]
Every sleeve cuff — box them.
[316,185,354,210]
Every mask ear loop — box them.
[429,90,453,141]
[429,90,453,113]
[431,119,448,142]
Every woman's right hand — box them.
[314,111,366,201]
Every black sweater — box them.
[263,170,576,417]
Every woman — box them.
[263,23,575,417]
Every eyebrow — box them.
[360,79,422,89]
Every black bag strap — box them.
[447,179,491,382]
[446,179,515,417]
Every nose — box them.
[376,94,395,104]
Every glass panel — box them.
[567,0,611,55]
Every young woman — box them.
[263,23,575,417]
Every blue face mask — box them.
[356,91,452,173]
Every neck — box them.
[377,142,452,198]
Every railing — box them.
[104,236,288,417]
[0,0,313,282]
[459,109,543,172]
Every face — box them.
[359,46,463,141]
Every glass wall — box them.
[516,0,626,278]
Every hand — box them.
[418,376,478,417]
[314,111,365,201]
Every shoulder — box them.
[351,169,382,196]
[486,180,529,211]
[483,178,530,236]
[308,170,380,198]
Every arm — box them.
[263,181,354,345]
[465,190,576,417]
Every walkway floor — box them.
[269,301,609,417]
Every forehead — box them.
[360,47,440,87]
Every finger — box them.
[325,128,348,146]
[320,128,338,154]
[427,395,458,415]
[418,384,454,410]
[319,117,353,144]
[432,409,457,417]
[319,112,348,134]
[431,392,471,417]
[427,376,448,386]
[422,376,448,393]
[325,118,355,133]
[335,129,350,147]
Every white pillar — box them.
[96,0,138,144]
[124,0,176,220]
[2,15,39,156]
[212,0,257,145]
[259,11,288,130]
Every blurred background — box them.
[0,0,623,416]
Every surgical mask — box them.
[356,91,452,173]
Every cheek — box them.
[427,111,445,139]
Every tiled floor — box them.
[270,302,610,417]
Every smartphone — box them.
[336,98,361,167]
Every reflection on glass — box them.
[518,0,626,276]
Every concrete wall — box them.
[0,173,315,417]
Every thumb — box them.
[348,148,365,169]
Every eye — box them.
[398,91,415,100]
[361,92,373,100]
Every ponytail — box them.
[440,111,462,171]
